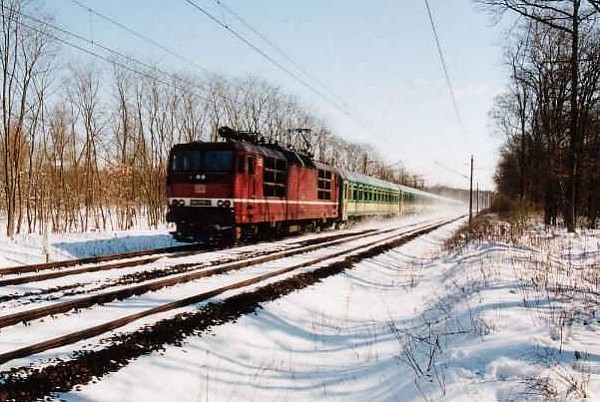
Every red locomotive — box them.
[166,127,451,243]
[166,127,339,242]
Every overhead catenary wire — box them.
[0,5,216,105]
[46,0,379,140]
[422,0,468,137]
[211,0,352,111]
[3,3,377,153]
[68,0,211,76]
[183,0,379,134]
[434,160,469,180]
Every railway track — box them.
[0,226,383,290]
[0,227,419,321]
[0,216,462,401]
[0,228,392,313]
[0,242,205,276]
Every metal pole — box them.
[469,155,473,226]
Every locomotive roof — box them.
[172,141,323,168]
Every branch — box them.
[477,0,574,33]
[588,0,600,13]
[504,3,573,33]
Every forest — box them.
[0,0,416,237]
[482,0,600,229]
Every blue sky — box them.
[45,0,510,190]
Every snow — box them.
[0,225,182,267]
[1,212,600,401]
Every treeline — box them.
[0,0,415,237]
[480,0,600,229]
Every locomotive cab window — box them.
[204,151,233,172]
[171,150,232,173]
[171,150,201,172]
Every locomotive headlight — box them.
[217,200,224,207]
[223,200,231,208]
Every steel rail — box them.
[0,228,380,287]
[0,224,413,329]
[0,243,204,276]
[0,256,162,287]
[0,217,460,365]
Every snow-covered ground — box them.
[2,213,600,401]
[0,225,182,268]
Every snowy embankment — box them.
[0,225,181,268]
[47,215,600,402]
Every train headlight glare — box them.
[217,200,224,207]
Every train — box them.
[166,127,454,243]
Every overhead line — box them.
[0,6,212,104]
[212,0,351,110]
[183,0,377,133]
[423,0,467,136]
[68,0,211,75]
[69,0,380,137]
[434,160,469,180]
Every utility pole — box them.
[469,155,473,226]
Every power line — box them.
[423,0,467,136]
[68,0,211,76]
[434,160,469,180]
[0,5,212,104]
[211,0,351,110]
[183,0,377,133]
[68,0,380,136]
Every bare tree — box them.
[67,64,106,231]
[476,0,599,230]
[0,0,53,236]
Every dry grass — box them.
[440,211,599,400]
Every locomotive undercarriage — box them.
[167,205,337,244]
[167,206,235,244]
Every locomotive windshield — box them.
[171,150,233,173]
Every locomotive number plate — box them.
[191,199,211,206]
[194,184,206,194]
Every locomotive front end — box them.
[166,142,236,242]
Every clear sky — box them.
[44,0,510,190]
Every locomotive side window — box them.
[263,157,287,197]
[317,169,332,200]
[237,155,256,174]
